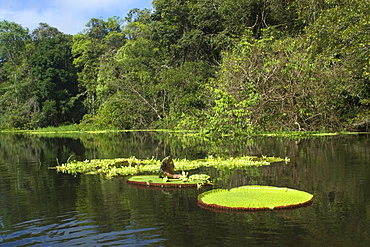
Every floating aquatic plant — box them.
[126,174,212,189]
[198,185,314,212]
[53,155,286,179]
[54,157,160,179]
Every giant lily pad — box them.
[127,174,212,189]
[198,185,313,212]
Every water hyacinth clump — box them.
[53,155,286,179]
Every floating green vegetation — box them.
[53,155,286,179]
[126,174,212,189]
[198,185,314,212]
[0,125,194,135]
[258,131,369,138]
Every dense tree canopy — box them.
[0,0,369,134]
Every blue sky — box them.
[0,0,153,34]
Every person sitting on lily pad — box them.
[159,156,181,178]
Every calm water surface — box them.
[0,132,369,246]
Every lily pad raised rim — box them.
[198,185,314,212]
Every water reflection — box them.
[0,132,369,246]
[0,210,164,246]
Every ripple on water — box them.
[0,211,165,246]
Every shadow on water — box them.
[0,132,369,246]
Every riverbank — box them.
[1,124,368,138]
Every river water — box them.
[0,132,369,246]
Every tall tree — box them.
[29,23,82,127]
[305,0,370,129]
[0,21,31,128]
[205,0,369,133]
[0,21,30,66]
[0,22,83,128]
[72,17,125,117]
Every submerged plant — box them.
[198,185,314,212]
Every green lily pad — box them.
[198,185,314,212]
[127,175,212,189]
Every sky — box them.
[0,0,153,34]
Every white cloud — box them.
[0,0,153,34]
[0,9,15,19]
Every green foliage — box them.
[210,0,369,132]
[305,0,370,124]
[54,155,284,179]
[159,61,214,127]
[203,86,255,136]
[101,37,163,128]
[30,29,82,127]
[72,17,125,116]
[0,22,83,129]
[0,21,31,128]
[0,1,368,133]
[0,20,30,64]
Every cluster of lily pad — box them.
[54,155,314,211]
[54,155,286,179]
